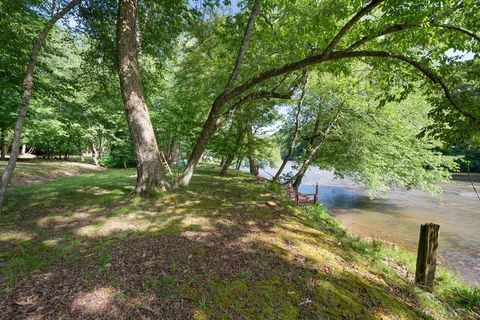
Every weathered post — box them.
[415,223,440,292]
[287,184,292,198]
[256,173,260,184]
[295,190,299,205]
[313,183,319,204]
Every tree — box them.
[287,69,458,195]
[0,0,82,208]
[177,0,480,187]
[116,0,169,194]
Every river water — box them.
[247,162,480,284]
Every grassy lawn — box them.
[0,159,103,185]
[0,162,478,319]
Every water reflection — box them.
[245,162,480,284]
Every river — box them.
[246,162,480,284]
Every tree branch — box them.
[224,49,478,125]
[223,0,261,92]
[323,0,384,54]
[346,22,480,51]
[221,89,294,120]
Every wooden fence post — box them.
[295,190,299,205]
[287,184,292,198]
[415,223,440,292]
[314,183,319,204]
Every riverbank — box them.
[0,163,478,318]
[249,162,480,284]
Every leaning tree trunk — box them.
[292,105,342,190]
[117,0,168,194]
[220,154,236,176]
[292,144,321,190]
[274,73,308,182]
[0,0,82,208]
[177,105,221,186]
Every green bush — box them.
[100,134,136,168]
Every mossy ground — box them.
[0,161,478,319]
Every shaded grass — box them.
[0,162,478,319]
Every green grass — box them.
[0,161,478,319]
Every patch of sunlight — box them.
[71,287,118,315]
[178,200,202,207]
[76,187,111,195]
[43,238,62,247]
[181,216,213,230]
[0,230,34,243]
[37,212,93,228]
[75,218,151,237]
[75,214,182,237]
[192,309,209,320]
[296,241,340,268]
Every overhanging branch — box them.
[225,49,478,124]
[323,0,384,54]
[347,23,480,51]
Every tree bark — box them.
[274,74,308,181]
[168,139,179,165]
[0,0,82,208]
[235,157,243,170]
[117,0,168,194]
[219,124,245,176]
[177,108,221,186]
[248,156,258,176]
[91,137,99,166]
[220,154,235,176]
[0,128,6,161]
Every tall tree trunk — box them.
[91,137,99,166]
[235,157,243,170]
[0,0,82,208]
[274,74,308,182]
[0,128,6,161]
[246,124,258,176]
[248,156,258,176]
[168,139,179,165]
[220,154,235,176]
[117,0,168,194]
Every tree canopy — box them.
[0,0,478,204]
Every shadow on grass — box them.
[0,165,453,319]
